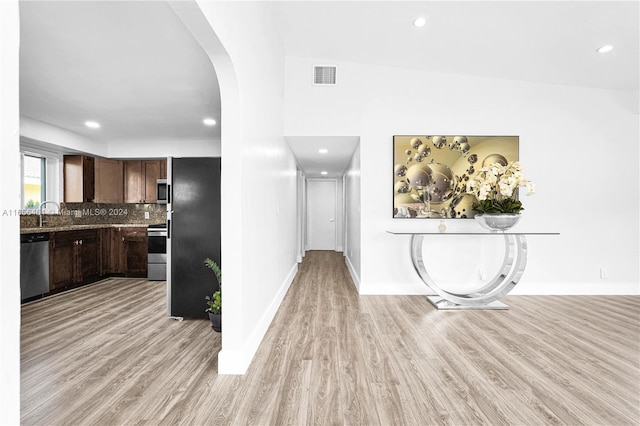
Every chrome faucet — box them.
[39,201,60,227]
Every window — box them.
[20,141,62,208]
[23,155,46,209]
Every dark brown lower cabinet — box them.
[49,229,100,291]
[99,227,147,278]
[49,226,148,293]
[122,228,147,278]
[80,230,100,283]
[100,227,124,276]
[49,232,76,290]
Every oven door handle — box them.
[148,230,168,237]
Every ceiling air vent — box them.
[313,65,337,85]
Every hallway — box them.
[21,251,639,425]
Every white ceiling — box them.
[285,136,359,178]
[19,1,221,144]
[18,1,639,177]
[274,1,639,91]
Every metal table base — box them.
[411,233,527,310]
[427,296,510,310]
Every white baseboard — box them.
[345,255,361,291]
[511,281,640,295]
[218,262,299,375]
[355,281,640,296]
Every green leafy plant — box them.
[205,292,221,315]
[472,198,524,214]
[466,161,535,214]
[24,199,39,209]
[204,258,221,287]
[204,258,221,315]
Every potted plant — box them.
[466,161,535,230]
[204,258,221,332]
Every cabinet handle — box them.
[79,239,83,245]
[74,240,78,245]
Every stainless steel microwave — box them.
[156,179,168,204]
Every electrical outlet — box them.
[600,268,608,279]
[144,211,150,220]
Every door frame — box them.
[306,178,338,251]
[296,168,306,262]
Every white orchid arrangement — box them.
[466,161,535,214]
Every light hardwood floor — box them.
[22,251,640,425]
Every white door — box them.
[307,180,336,250]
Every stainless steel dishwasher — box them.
[20,232,50,301]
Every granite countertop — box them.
[20,223,157,234]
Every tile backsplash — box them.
[20,202,166,228]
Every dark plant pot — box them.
[208,312,221,332]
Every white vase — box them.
[474,213,521,231]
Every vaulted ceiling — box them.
[19,1,639,176]
[273,1,639,91]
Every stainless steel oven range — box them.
[147,224,167,281]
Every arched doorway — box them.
[169,1,244,374]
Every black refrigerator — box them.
[166,157,221,319]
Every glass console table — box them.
[387,230,559,310]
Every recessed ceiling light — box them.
[84,121,100,129]
[596,45,614,53]
[318,148,328,154]
[203,118,217,126]
[321,171,328,175]
[413,17,426,27]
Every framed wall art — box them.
[393,135,519,219]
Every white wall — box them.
[0,1,21,423]
[285,56,639,295]
[21,116,107,157]
[108,137,220,158]
[176,1,299,373]
[335,176,344,252]
[21,115,220,159]
[344,143,361,290]
[296,168,305,262]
